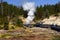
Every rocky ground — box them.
[0,27,60,40]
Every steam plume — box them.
[23,2,36,24]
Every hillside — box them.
[42,15,60,26]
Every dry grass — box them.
[0,27,60,40]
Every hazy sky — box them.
[3,0,60,6]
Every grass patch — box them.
[0,34,13,38]
[0,33,25,38]
[52,35,60,40]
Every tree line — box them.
[35,2,60,20]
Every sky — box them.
[3,0,60,6]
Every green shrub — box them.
[16,19,23,27]
[11,26,15,29]
[4,22,9,30]
[0,26,3,30]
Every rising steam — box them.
[23,2,36,24]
